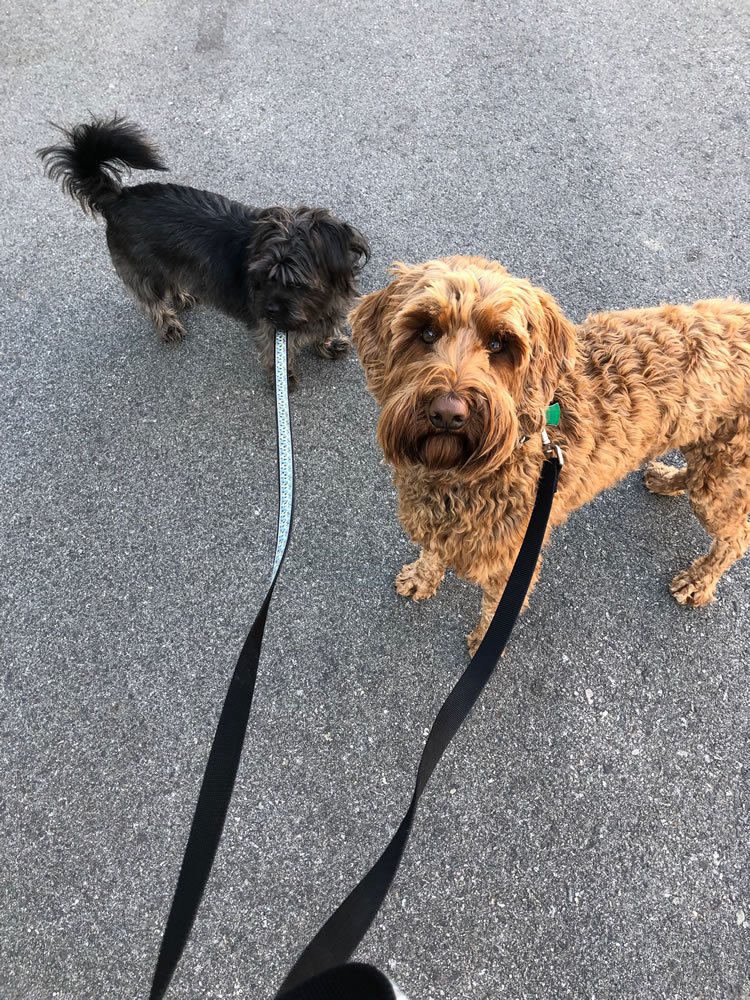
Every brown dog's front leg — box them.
[395,548,447,601]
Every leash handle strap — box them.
[149,332,293,1000]
[276,455,560,996]
[278,962,407,1000]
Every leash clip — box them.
[541,427,564,468]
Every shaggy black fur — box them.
[38,115,370,383]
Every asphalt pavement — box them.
[1,1,749,998]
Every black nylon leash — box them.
[275,453,561,997]
[149,333,294,1000]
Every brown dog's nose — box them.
[429,393,470,430]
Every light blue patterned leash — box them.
[272,331,294,580]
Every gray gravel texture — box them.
[2,1,749,998]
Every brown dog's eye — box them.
[487,337,504,353]
[421,329,437,344]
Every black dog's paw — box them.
[173,290,199,312]
[162,322,186,343]
[315,335,351,360]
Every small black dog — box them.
[38,115,370,384]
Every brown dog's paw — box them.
[644,461,687,496]
[669,567,716,606]
[395,560,441,601]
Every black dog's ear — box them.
[345,223,370,273]
[311,213,370,283]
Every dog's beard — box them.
[251,269,326,330]
[378,382,519,478]
[269,298,309,330]
[419,432,474,469]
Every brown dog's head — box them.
[349,256,576,479]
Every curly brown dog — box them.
[350,256,750,654]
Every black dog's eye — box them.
[487,337,505,354]
[421,329,437,344]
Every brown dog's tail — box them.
[37,114,168,215]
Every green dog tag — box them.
[545,402,561,426]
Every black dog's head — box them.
[247,206,370,330]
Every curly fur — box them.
[350,256,750,653]
[38,115,370,383]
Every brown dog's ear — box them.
[519,284,577,435]
[349,265,414,400]
[536,286,577,398]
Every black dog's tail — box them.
[37,114,168,215]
